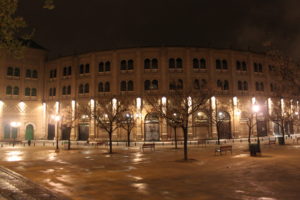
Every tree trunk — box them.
[109,132,113,153]
[127,131,130,147]
[183,127,188,160]
[216,125,220,145]
[281,121,285,145]
[174,127,178,149]
[248,127,251,144]
[67,138,71,150]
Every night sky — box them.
[18,0,300,59]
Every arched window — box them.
[6,86,12,95]
[26,69,31,78]
[105,82,110,92]
[243,81,248,90]
[169,58,175,68]
[120,81,127,91]
[169,81,176,90]
[68,66,72,75]
[260,82,264,91]
[13,86,19,95]
[127,60,134,70]
[270,83,274,92]
[152,59,158,69]
[258,64,263,72]
[98,82,104,92]
[255,82,259,91]
[201,79,207,88]
[85,64,90,73]
[53,69,57,77]
[62,86,66,95]
[152,80,158,89]
[25,87,31,96]
[216,59,221,69]
[7,67,13,76]
[223,80,229,90]
[236,61,241,70]
[31,88,37,96]
[177,79,183,89]
[193,58,199,69]
[222,60,228,69]
[238,81,242,90]
[67,85,71,94]
[14,68,20,77]
[53,88,56,96]
[49,88,52,96]
[79,84,84,94]
[194,79,200,89]
[144,59,150,69]
[98,62,104,72]
[63,67,67,76]
[200,59,206,69]
[127,80,134,91]
[242,62,247,71]
[144,80,150,90]
[254,63,258,72]
[32,70,38,78]
[105,61,111,72]
[79,64,84,74]
[217,80,222,88]
[176,58,183,68]
[84,83,89,93]
[120,60,126,70]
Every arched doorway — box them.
[47,124,55,140]
[217,111,232,139]
[78,124,89,141]
[61,125,71,140]
[256,113,267,137]
[144,113,160,141]
[4,124,10,139]
[193,111,209,139]
[25,124,34,140]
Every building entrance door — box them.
[25,124,34,140]
[144,113,160,141]
[48,124,55,140]
[78,124,89,141]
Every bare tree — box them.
[167,116,181,149]
[146,88,210,161]
[118,99,137,147]
[82,97,128,154]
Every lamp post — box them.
[252,104,260,150]
[51,115,61,152]
[10,122,21,147]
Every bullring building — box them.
[0,45,299,142]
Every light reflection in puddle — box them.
[235,190,245,193]
[132,152,144,163]
[47,153,57,161]
[257,197,277,200]
[128,175,143,181]
[233,154,248,158]
[44,178,72,196]
[42,169,55,174]
[6,151,22,162]
[131,183,149,195]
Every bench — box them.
[215,145,232,155]
[141,143,155,151]
[269,138,276,145]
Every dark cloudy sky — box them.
[18,0,300,59]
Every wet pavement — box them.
[0,166,69,200]
[0,140,300,200]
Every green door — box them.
[25,124,34,140]
[4,125,10,139]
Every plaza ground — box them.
[0,139,300,200]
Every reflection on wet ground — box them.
[0,144,300,200]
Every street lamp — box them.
[10,121,21,147]
[51,115,61,152]
[252,103,260,147]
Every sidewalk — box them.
[0,166,69,200]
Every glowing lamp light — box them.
[252,104,260,113]
[10,122,21,127]
[51,115,61,121]
[295,112,299,115]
